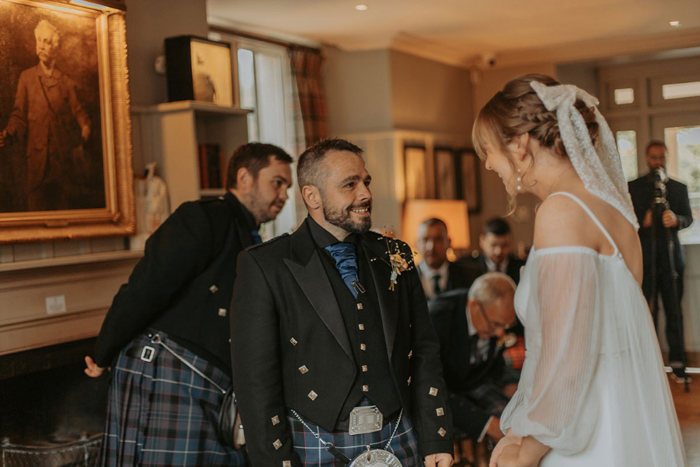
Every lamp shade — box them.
[401,199,470,252]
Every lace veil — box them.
[529,81,639,229]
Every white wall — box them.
[324,47,394,135]
[125,0,209,106]
[390,50,474,135]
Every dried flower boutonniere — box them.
[388,252,410,291]
[371,233,415,291]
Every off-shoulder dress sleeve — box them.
[501,250,602,455]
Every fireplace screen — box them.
[1,434,101,466]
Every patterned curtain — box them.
[289,45,328,151]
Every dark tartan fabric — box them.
[462,381,510,416]
[289,410,420,466]
[101,332,245,466]
[448,381,510,440]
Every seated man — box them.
[459,217,526,389]
[428,272,517,443]
[416,217,479,299]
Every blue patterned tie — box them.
[251,230,263,245]
[325,242,360,298]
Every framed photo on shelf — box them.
[404,144,431,200]
[458,148,482,213]
[165,36,234,107]
[0,0,134,244]
[434,147,458,200]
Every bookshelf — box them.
[131,101,251,209]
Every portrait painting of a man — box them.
[0,2,105,213]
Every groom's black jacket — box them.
[231,218,453,465]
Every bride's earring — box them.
[516,168,522,191]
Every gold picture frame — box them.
[0,0,134,244]
[404,144,430,200]
[458,148,482,213]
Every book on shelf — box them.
[197,143,226,189]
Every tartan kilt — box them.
[289,410,420,466]
[101,332,246,466]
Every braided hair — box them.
[472,74,599,162]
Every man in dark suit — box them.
[416,218,479,299]
[461,217,525,285]
[84,143,294,466]
[231,138,453,466]
[428,273,517,442]
[629,140,693,383]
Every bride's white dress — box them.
[501,192,687,466]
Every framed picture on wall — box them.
[165,36,234,107]
[0,0,134,244]
[458,148,482,213]
[434,147,458,200]
[404,144,430,200]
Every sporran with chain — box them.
[291,408,403,466]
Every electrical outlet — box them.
[46,295,67,314]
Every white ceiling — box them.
[207,0,700,67]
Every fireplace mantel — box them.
[0,250,142,357]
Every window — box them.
[662,81,700,100]
[237,47,294,148]
[210,32,299,238]
[665,125,700,244]
[614,88,635,105]
[616,130,638,181]
[237,48,258,140]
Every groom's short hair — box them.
[297,138,363,192]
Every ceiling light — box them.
[355,4,368,11]
[669,21,681,28]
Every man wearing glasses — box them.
[427,272,517,443]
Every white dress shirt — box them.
[418,260,449,300]
[484,256,509,274]
[465,304,491,364]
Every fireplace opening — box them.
[0,338,110,448]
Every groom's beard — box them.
[323,201,372,234]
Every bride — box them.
[472,74,687,467]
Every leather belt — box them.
[125,343,157,362]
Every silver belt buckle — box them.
[349,405,383,435]
[140,345,155,362]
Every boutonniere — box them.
[372,234,414,291]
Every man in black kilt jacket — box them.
[231,138,453,466]
[85,143,293,466]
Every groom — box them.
[230,138,453,466]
